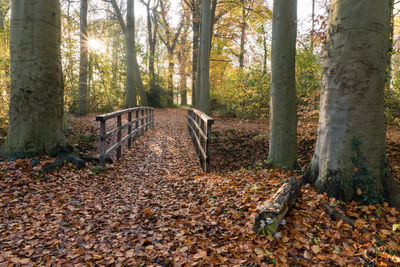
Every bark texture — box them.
[254,177,302,235]
[125,0,138,108]
[191,0,200,108]
[268,0,297,170]
[5,0,66,157]
[78,0,88,115]
[198,0,211,115]
[305,0,400,207]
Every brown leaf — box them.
[311,245,321,254]
[193,250,207,259]
[354,219,366,230]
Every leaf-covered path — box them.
[1,108,399,266]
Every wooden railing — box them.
[187,108,214,172]
[96,107,154,165]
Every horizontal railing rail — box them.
[96,107,154,165]
[187,108,214,172]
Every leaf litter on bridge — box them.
[0,108,399,266]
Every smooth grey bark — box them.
[78,0,88,115]
[268,0,297,170]
[198,0,211,114]
[125,0,137,107]
[5,0,66,156]
[305,0,400,207]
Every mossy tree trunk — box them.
[4,0,66,157]
[305,0,400,207]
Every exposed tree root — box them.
[320,201,386,247]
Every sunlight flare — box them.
[88,38,105,53]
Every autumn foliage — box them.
[1,109,399,265]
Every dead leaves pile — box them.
[0,108,399,266]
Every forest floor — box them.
[0,108,400,266]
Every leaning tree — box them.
[305,0,400,207]
[4,0,66,157]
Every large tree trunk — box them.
[5,0,66,157]
[268,0,297,170]
[305,0,400,207]
[198,0,211,115]
[125,0,138,108]
[78,0,88,115]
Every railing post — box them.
[200,119,205,170]
[145,109,149,131]
[127,112,132,149]
[135,109,139,140]
[117,115,122,160]
[99,120,106,166]
[151,109,154,129]
[141,109,144,135]
[205,120,213,173]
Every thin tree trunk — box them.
[199,0,211,115]
[78,0,88,115]
[305,0,400,207]
[268,0,297,170]
[262,24,267,75]
[311,0,315,52]
[239,0,246,69]
[167,48,174,92]
[192,0,200,107]
[125,0,137,108]
[5,0,66,157]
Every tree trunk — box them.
[192,0,200,107]
[5,0,66,157]
[125,0,137,108]
[262,24,267,75]
[268,0,297,170]
[239,0,246,69]
[167,49,174,92]
[179,54,187,105]
[134,57,148,106]
[78,0,88,115]
[198,0,211,115]
[305,0,400,207]
[311,0,315,52]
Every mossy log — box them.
[254,176,303,235]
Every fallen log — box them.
[254,176,303,235]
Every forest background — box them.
[0,0,399,137]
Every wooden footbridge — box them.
[96,107,213,172]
